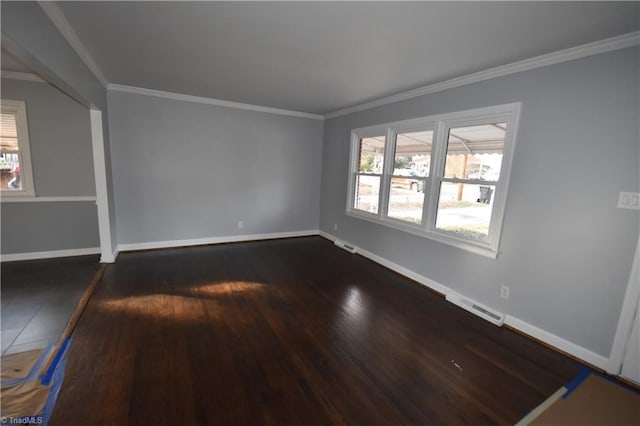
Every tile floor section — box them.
[1,255,99,355]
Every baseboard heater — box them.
[446,291,505,326]
[334,240,357,254]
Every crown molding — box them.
[325,31,640,119]
[1,71,46,83]
[38,1,109,88]
[108,84,325,120]
[19,5,640,122]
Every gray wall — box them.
[2,202,99,253]
[319,47,639,358]
[1,79,96,195]
[108,91,324,245]
[1,79,99,254]
[2,2,118,254]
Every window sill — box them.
[346,209,499,259]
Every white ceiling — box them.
[54,2,639,114]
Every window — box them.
[1,100,34,196]
[387,130,433,225]
[434,123,505,242]
[347,103,520,258]
[349,127,387,215]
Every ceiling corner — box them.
[38,1,110,88]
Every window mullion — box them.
[486,185,500,249]
[379,127,396,220]
[419,176,431,226]
[425,121,447,231]
[346,132,358,212]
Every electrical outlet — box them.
[333,223,338,231]
[618,192,640,210]
[238,221,244,229]
[500,285,510,300]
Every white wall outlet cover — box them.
[500,285,510,299]
[238,221,244,229]
[618,192,640,210]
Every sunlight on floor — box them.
[97,293,218,321]
[195,281,266,296]
[97,281,267,320]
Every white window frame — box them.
[346,103,521,258]
[345,124,388,219]
[383,120,436,232]
[1,100,35,197]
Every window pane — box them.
[435,182,496,242]
[388,178,425,224]
[0,112,19,151]
[358,136,385,174]
[1,152,22,191]
[394,131,432,177]
[444,123,505,182]
[354,175,380,213]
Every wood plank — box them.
[49,237,582,425]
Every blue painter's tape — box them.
[40,358,67,425]
[0,340,71,424]
[562,367,591,399]
[40,338,71,387]
[0,358,68,425]
[0,343,55,388]
[562,366,640,399]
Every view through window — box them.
[0,111,23,191]
[354,135,385,214]
[387,130,432,224]
[347,104,519,257]
[435,123,505,241]
[0,100,34,196]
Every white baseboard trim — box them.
[447,291,505,326]
[505,315,609,370]
[357,245,452,297]
[117,229,320,252]
[1,247,101,262]
[318,230,335,240]
[318,229,609,370]
[319,230,450,296]
[99,248,118,264]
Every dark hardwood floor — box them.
[50,237,580,425]
[1,255,99,355]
